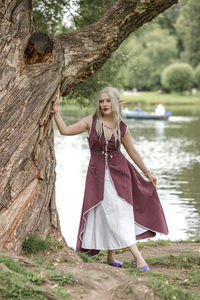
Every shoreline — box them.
[61,91,200,118]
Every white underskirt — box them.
[81,167,147,250]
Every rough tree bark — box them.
[0,0,179,253]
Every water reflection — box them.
[55,114,200,249]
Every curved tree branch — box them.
[56,0,179,95]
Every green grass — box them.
[62,91,200,108]
[52,287,70,298]
[146,254,200,269]
[0,255,28,274]
[60,255,76,264]
[121,91,200,106]
[0,255,74,299]
[0,257,46,299]
[125,286,133,295]
[124,268,200,300]
[181,268,200,287]
[76,252,95,263]
[47,270,78,285]
[148,274,200,300]
[137,239,172,250]
[0,277,47,300]
[193,237,200,243]
[123,252,200,300]
[172,238,200,243]
[22,234,64,254]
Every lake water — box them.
[54,109,200,249]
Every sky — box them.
[63,0,78,26]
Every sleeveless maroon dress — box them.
[76,114,168,255]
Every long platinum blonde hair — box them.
[95,87,123,143]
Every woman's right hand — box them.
[147,172,157,186]
[53,87,61,110]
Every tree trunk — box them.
[0,0,179,253]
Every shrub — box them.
[194,65,200,88]
[161,63,194,93]
[22,234,64,254]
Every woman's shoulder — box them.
[84,113,97,120]
[80,115,91,123]
[120,118,128,129]
[120,118,127,125]
[84,114,97,132]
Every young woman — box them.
[52,86,168,271]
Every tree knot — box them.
[24,32,53,65]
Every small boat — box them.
[122,109,172,120]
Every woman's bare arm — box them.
[53,113,91,135]
[122,130,148,173]
[52,88,91,135]
[122,129,157,186]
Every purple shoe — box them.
[139,265,150,271]
[110,262,123,267]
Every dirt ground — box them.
[48,242,200,299]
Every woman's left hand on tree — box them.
[53,87,61,110]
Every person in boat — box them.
[133,102,142,112]
[155,104,166,116]
[52,86,168,271]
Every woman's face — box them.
[99,93,113,116]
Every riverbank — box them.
[61,91,200,117]
[0,238,199,299]
[121,91,200,106]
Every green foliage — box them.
[194,65,200,88]
[53,287,70,298]
[0,279,47,300]
[22,234,64,254]
[156,2,181,35]
[125,287,132,295]
[48,270,78,285]
[44,263,56,270]
[0,257,46,299]
[120,26,178,91]
[0,255,73,299]
[22,234,51,253]
[76,252,94,263]
[0,255,45,285]
[176,0,200,67]
[161,63,194,93]
[74,0,115,29]
[33,0,74,35]
[0,255,27,274]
